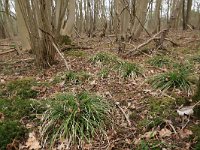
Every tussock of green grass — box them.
[91,52,142,78]
[149,69,191,92]
[148,56,171,67]
[90,52,119,65]
[98,68,110,78]
[117,61,141,78]
[40,92,111,148]
[65,71,90,84]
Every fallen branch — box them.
[0,58,34,65]
[52,41,70,70]
[0,49,16,55]
[126,29,178,56]
[115,103,131,127]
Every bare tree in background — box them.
[17,0,75,68]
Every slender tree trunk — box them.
[15,0,31,50]
[182,0,186,30]
[131,0,149,39]
[60,0,75,36]
[186,0,192,27]
[153,0,162,33]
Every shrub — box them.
[40,92,111,148]
[149,70,191,92]
[148,56,171,68]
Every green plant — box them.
[117,61,141,78]
[0,98,42,120]
[137,140,149,150]
[90,52,119,65]
[148,56,171,67]
[98,68,110,78]
[6,78,38,99]
[0,121,27,150]
[40,92,111,148]
[65,71,90,84]
[191,55,200,63]
[65,50,86,57]
[149,70,191,92]
[60,35,72,45]
[173,62,193,73]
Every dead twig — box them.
[52,41,70,70]
[115,103,131,127]
[0,49,16,55]
[126,29,177,56]
[0,58,34,65]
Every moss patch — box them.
[191,125,200,149]
[0,121,27,150]
[0,98,40,120]
[6,78,38,99]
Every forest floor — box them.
[0,30,200,150]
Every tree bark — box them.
[15,0,31,50]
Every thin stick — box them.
[126,29,168,55]
[0,49,16,55]
[52,41,70,70]
[116,103,131,127]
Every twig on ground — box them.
[0,58,34,65]
[0,49,16,55]
[126,29,178,56]
[52,41,70,70]
[115,103,131,127]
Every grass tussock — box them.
[149,70,191,92]
[148,56,171,68]
[65,71,90,84]
[90,52,119,65]
[40,92,111,148]
[117,61,141,78]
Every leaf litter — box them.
[1,31,200,149]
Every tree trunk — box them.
[15,0,31,50]
[60,0,75,37]
[131,0,149,39]
[182,0,186,30]
[186,0,192,27]
[153,0,162,33]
